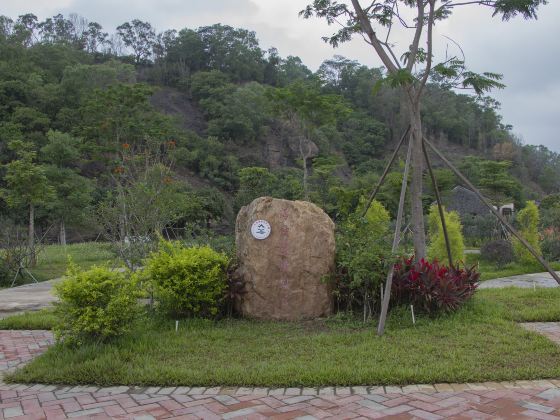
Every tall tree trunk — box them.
[409,104,427,260]
[59,219,67,246]
[300,138,310,201]
[28,203,36,267]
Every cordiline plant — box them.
[392,257,479,314]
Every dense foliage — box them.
[513,201,541,265]
[480,239,515,268]
[0,257,10,286]
[53,264,141,345]
[144,241,229,318]
[541,228,560,263]
[1,11,558,250]
[427,205,465,265]
[333,201,391,318]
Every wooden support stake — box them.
[422,141,453,265]
[362,126,411,217]
[423,136,560,285]
[377,135,413,336]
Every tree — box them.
[152,29,177,62]
[269,80,349,199]
[234,167,278,212]
[302,0,546,259]
[116,20,156,63]
[460,157,521,206]
[340,110,387,167]
[1,141,54,266]
[97,144,192,269]
[277,55,313,86]
[84,22,108,53]
[61,61,136,108]
[164,28,207,84]
[12,14,38,46]
[190,70,235,118]
[427,204,465,265]
[207,82,272,143]
[78,83,175,161]
[317,55,360,92]
[41,130,93,245]
[43,166,94,245]
[424,168,456,202]
[40,130,80,166]
[513,200,541,265]
[196,24,266,82]
[37,14,77,45]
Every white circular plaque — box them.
[251,220,271,240]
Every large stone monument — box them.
[235,197,335,320]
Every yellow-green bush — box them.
[513,201,541,265]
[54,264,141,345]
[145,242,229,318]
[427,205,465,265]
[364,199,391,235]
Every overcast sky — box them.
[5,0,560,152]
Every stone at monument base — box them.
[235,197,335,320]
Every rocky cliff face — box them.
[151,88,320,171]
[264,120,319,170]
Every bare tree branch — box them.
[350,0,399,73]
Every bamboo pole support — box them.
[362,126,411,217]
[422,141,453,265]
[377,135,413,336]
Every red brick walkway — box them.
[2,329,560,419]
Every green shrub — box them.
[0,257,11,287]
[54,264,141,345]
[334,200,391,318]
[234,167,277,212]
[513,201,541,265]
[462,214,497,247]
[541,228,560,262]
[427,205,465,265]
[145,242,229,318]
[480,239,515,268]
[364,199,391,233]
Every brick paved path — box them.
[2,330,560,419]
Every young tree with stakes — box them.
[2,141,54,267]
[302,0,557,334]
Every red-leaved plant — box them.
[392,257,479,314]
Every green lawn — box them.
[480,288,560,322]
[0,309,57,330]
[5,288,560,387]
[8,242,558,285]
[465,253,560,281]
[20,242,116,284]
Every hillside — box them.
[1,13,559,246]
